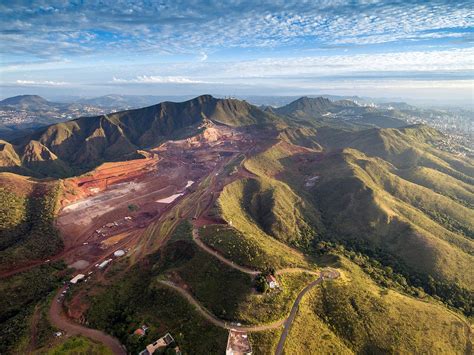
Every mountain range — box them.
[0,94,472,354]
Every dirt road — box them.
[157,269,340,339]
[157,280,286,331]
[49,287,126,355]
[192,228,261,275]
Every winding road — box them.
[47,227,338,355]
[49,286,126,355]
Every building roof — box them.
[70,274,85,284]
[266,274,277,283]
[226,329,252,355]
[134,328,145,336]
[146,333,174,354]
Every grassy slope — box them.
[163,240,316,325]
[199,224,273,269]
[0,173,63,269]
[46,336,114,355]
[218,178,312,269]
[284,257,469,354]
[309,148,474,290]
[0,263,66,354]
[217,141,324,265]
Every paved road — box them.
[49,287,126,355]
[275,269,340,355]
[157,269,340,341]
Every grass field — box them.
[248,329,282,355]
[199,224,271,269]
[0,179,63,269]
[218,178,313,269]
[46,336,114,355]
[283,257,470,354]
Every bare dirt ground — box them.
[54,122,258,272]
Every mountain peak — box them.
[0,95,50,106]
[275,96,334,117]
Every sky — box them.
[0,0,473,106]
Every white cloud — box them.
[199,52,208,62]
[15,79,69,86]
[112,75,209,84]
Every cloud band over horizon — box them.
[1,0,473,105]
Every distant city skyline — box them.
[1,0,473,106]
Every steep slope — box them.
[223,125,473,317]
[1,95,279,177]
[307,149,473,290]
[0,140,21,167]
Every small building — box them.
[140,333,175,355]
[98,258,112,269]
[114,249,125,257]
[70,274,85,284]
[134,328,146,337]
[226,329,252,355]
[266,275,279,289]
[133,324,148,337]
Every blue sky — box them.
[0,0,473,105]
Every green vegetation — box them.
[284,257,470,354]
[218,178,313,269]
[128,204,139,211]
[160,238,316,325]
[235,272,315,325]
[0,262,66,354]
[168,220,193,243]
[248,329,282,355]
[199,224,271,269]
[307,149,473,313]
[47,336,113,355]
[86,250,227,355]
[0,181,63,268]
[0,187,28,250]
[172,246,253,321]
[284,286,352,355]
[223,153,245,176]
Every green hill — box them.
[275,96,407,128]
[1,95,279,177]
[284,257,471,354]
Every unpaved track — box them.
[190,227,340,354]
[192,228,260,275]
[49,287,126,355]
[192,228,320,277]
[157,271,339,336]
[158,280,286,331]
